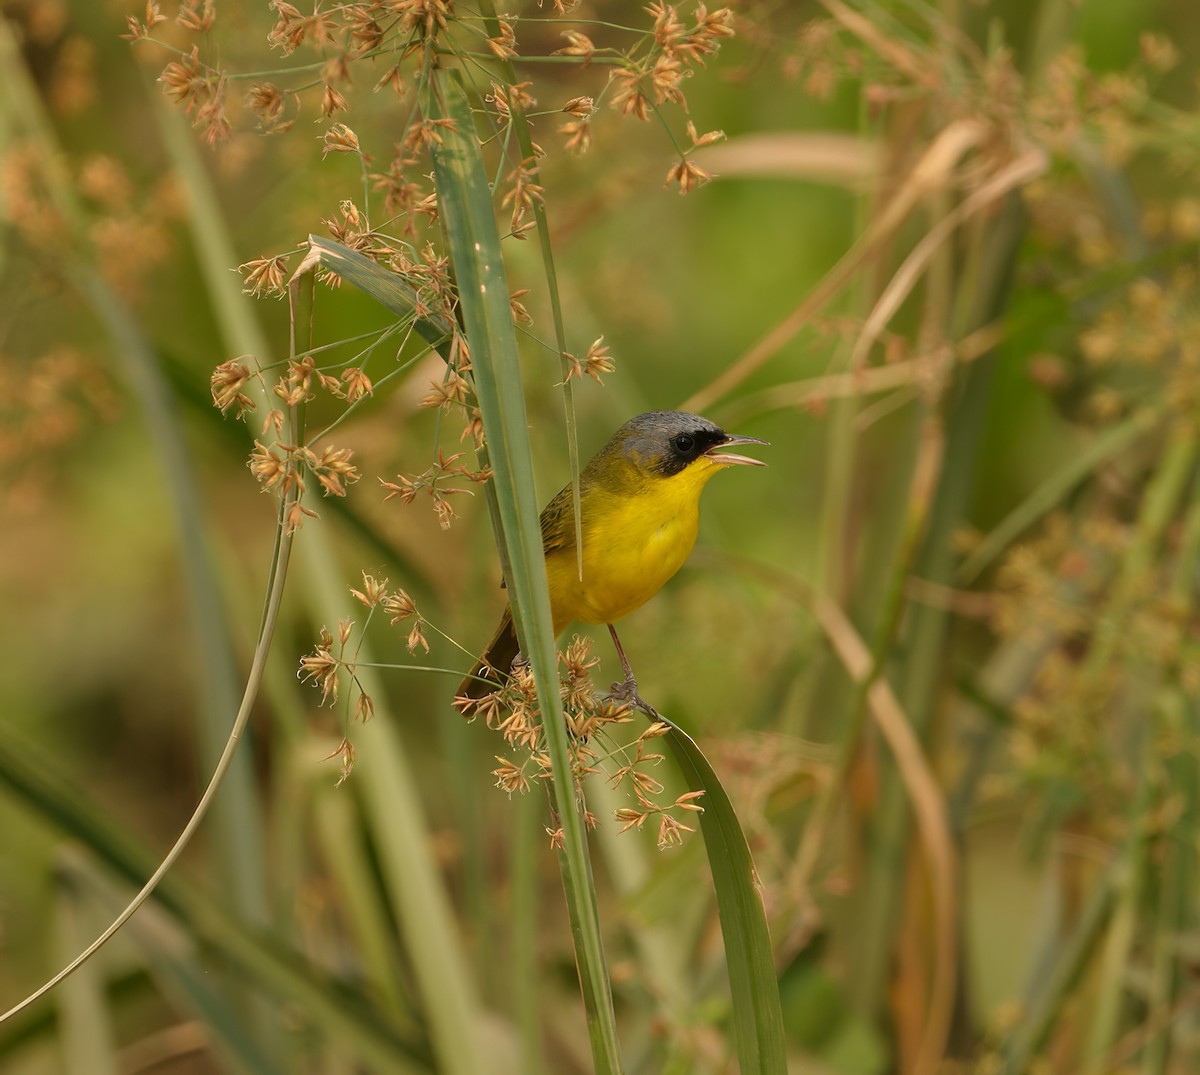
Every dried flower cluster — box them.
[1072,270,1200,420]
[299,573,430,783]
[453,638,705,850]
[130,0,735,186]
[380,450,491,531]
[300,583,704,842]
[248,437,361,532]
[600,5,734,191]
[563,337,616,385]
[607,3,735,121]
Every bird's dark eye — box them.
[673,433,695,454]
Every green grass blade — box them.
[300,236,454,357]
[134,953,279,1075]
[56,853,281,1075]
[53,866,118,1075]
[1083,761,1149,1073]
[310,783,413,1020]
[428,67,623,1073]
[475,0,584,574]
[665,727,788,1075]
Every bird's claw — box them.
[607,675,635,701]
[605,676,671,726]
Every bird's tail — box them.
[456,605,521,704]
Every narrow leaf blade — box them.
[666,726,788,1074]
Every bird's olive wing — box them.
[493,483,573,592]
[538,482,576,556]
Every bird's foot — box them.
[605,675,673,727]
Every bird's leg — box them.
[605,624,670,724]
[607,623,635,688]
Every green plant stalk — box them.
[797,337,870,743]
[1131,435,1200,1074]
[1142,691,1198,1075]
[1027,0,1081,81]
[476,0,585,574]
[813,46,882,628]
[261,712,307,1061]
[1083,758,1150,1073]
[154,99,276,376]
[428,67,623,1072]
[814,376,859,616]
[1081,422,1197,679]
[310,780,414,1022]
[1171,467,1200,598]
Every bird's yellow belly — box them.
[545,487,701,631]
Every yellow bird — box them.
[457,410,767,707]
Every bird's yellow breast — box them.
[544,457,723,632]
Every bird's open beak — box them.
[705,433,769,467]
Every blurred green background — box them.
[3,0,1200,1071]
